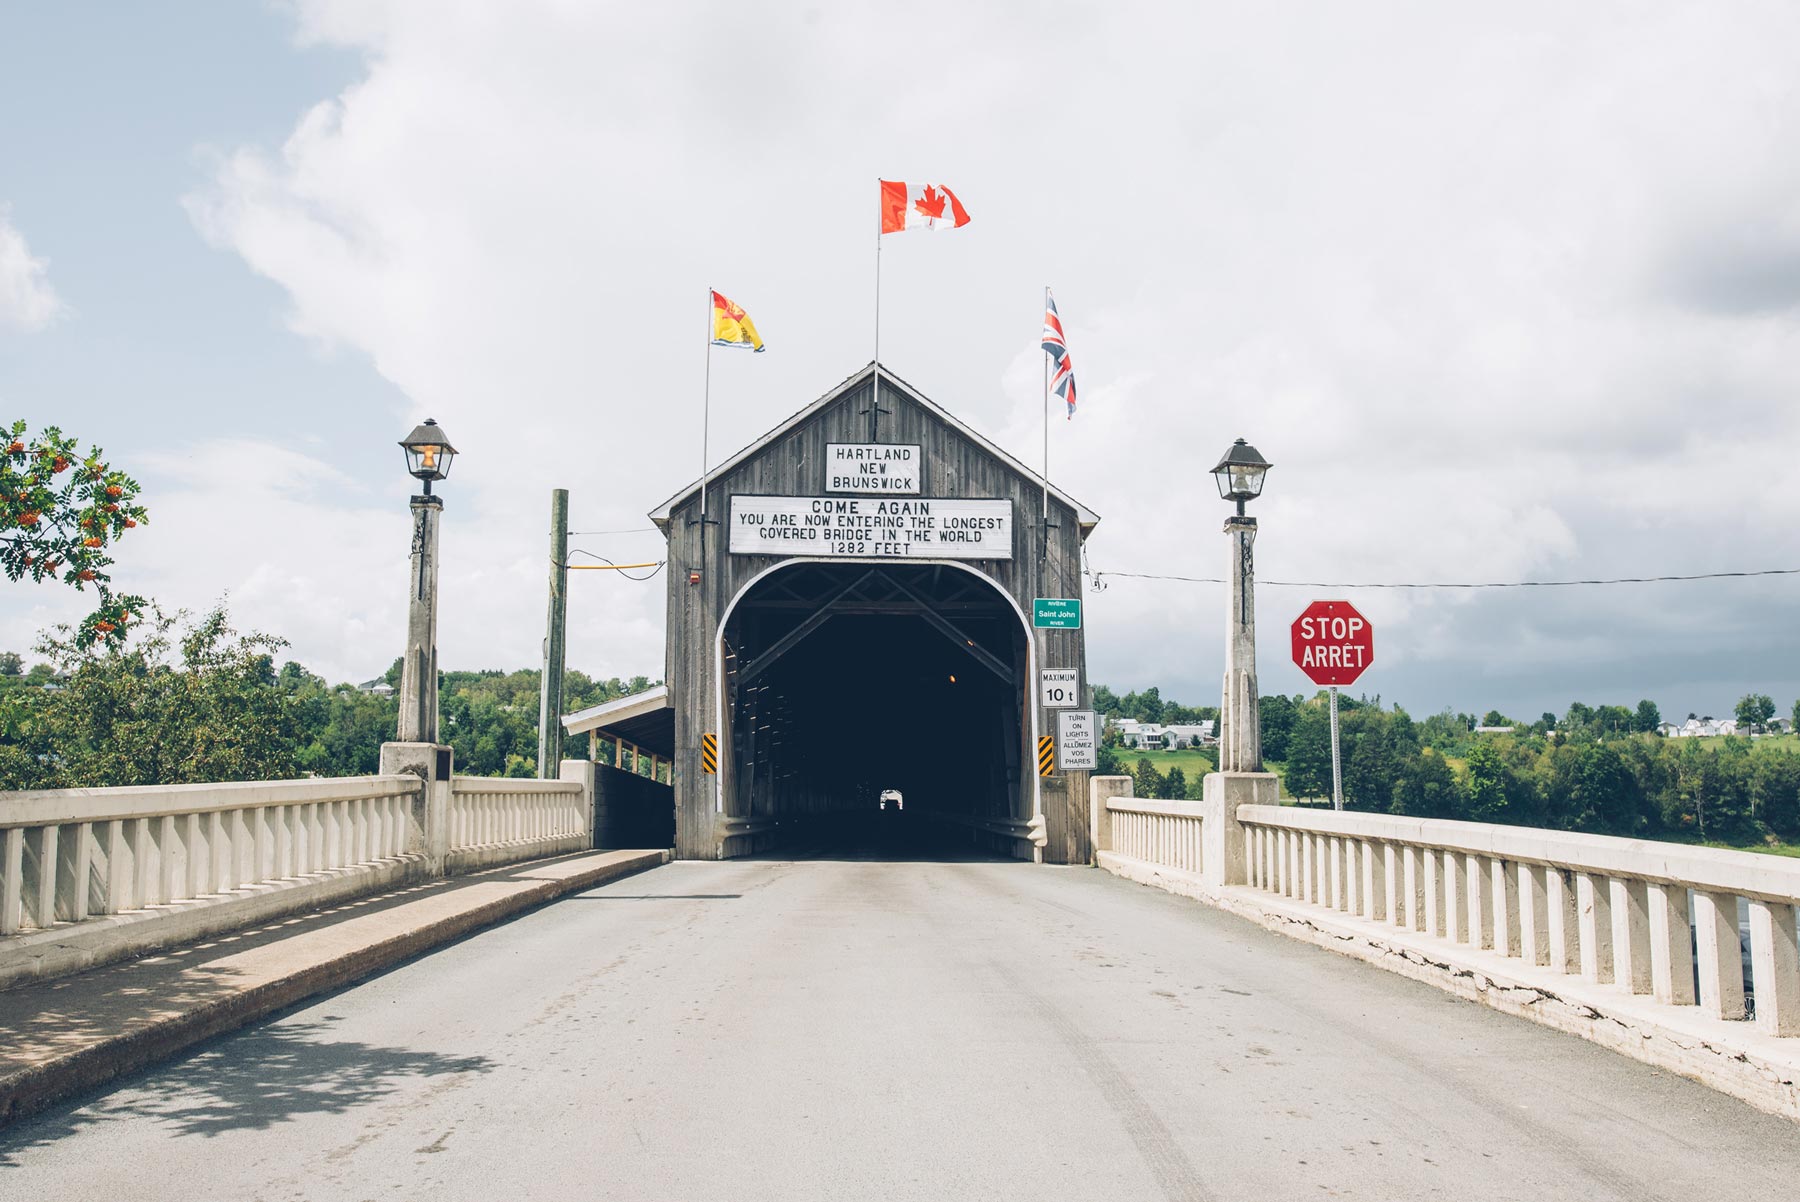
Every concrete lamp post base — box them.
[379,741,454,874]
[1201,771,1280,887]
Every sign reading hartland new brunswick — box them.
[728,495,1013,559]
[825,443,920,493]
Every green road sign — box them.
[1033,597,1081,629]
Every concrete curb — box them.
[0,848,667,1129]
[1098,851,1800,1123]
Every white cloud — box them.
[167,1,1800,714]
[0,210,63,332]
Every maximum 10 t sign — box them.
[1291,600,1374,688]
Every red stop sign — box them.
[1292,600,1374,687]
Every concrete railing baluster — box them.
[1748,901,1799,1036]
[1610,877,1653,994]
[1694,890,1747,1019]
[1647,883,1695,1005]
[1577,873,1614,984]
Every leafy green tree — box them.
[1259,693,1298,761]
[1282,701,1332,799]
[1755,753,1800,841]
[0,602,302,789]
[0,651,20,676]
[1127,687,1165,723]
[1594,705,1634,735]
[1341,706,1403,810]
[1133,757,1163,801]
[1736,693,1776,734]
[1165,765,1188,801]
[1,422,148,646]
[1419,708,1475,755]
[1635,700,1661,733]
[1393,748,1461,818]
[293,680,399,777]
[1481,710,1507,728]
[1572,743,1643,834]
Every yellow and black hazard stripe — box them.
[1037,735,1055,777]
[701,732,718,774]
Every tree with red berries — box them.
[0,421,147,647]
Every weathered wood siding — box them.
[660,368,1093,863]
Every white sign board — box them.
[826,444,920,494]
[728,496,1013,560]
[1057,710,1098,770]
[1040,669,1078,709]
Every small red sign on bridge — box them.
[1291,600,1374,687]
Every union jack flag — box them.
[1042,290,1077,418]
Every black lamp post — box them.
[396,419,456,744]
[1213,437,1271,773]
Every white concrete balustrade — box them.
[1,775,425,939]
[1107,798,1205,877]
[1235,805,1800,1038]
[2,759,600,989]
[447,776,589,873]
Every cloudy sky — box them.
[3,1,1798,722]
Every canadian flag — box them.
[880,180,972,233]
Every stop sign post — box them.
[1291,601,1375,811]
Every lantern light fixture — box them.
[1210,438,1271,514]
[399,418,457,492]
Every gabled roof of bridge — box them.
[648,362,1100,532]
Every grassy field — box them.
[1125,748,1219,778]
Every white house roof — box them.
[649,362,1101,531]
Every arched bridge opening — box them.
[720,561,1031,859]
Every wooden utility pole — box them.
[536,488,569,777]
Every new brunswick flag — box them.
[711,290,764,351]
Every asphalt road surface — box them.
[5,842,1799,1200]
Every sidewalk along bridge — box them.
[567,363,1099,863]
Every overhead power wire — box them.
[1086,567,1800,590]
[568,548,665,582]
[566,527,659,536]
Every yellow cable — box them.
[566,562,662,571]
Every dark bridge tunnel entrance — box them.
[720,563,1032,859]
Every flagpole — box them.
[701,288,713,551]
[1042,286,1051,550]
[872,183,882,441]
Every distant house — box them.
[1775,718,1795,735]
[357,677,396,698]
[1473,725,1516,735]
[1670,717,1738,738]
[1163,721,1216,748]
[1105,717,1216,750]
[1127,722,1169,750]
